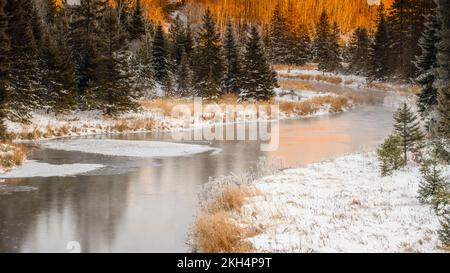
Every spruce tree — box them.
[327,22,342,73]
[168,15,186,68]
[0,0,9,139]
[129,0,145,40]
[240,25,277,101]
[314,11,331,72]
[193,9,224,99]
[45,0,59,25]
[222,19,242,95]
[5,0,41,121]
[418,160,447,204]
[415,7,441,114]
[94,6,140,115]
[152,25,170,88]
[115,0,131,32]
[287,23,311,66]
[69,0,107,108]
[377,134,405,176]
[388,0,432,81]
[393,103,424,163]
[269,3,289,64]
[130,33,155,98]
[175,51,193,97]
[368,2,390,81]
[348,27,370,75]
[435,0,450,140]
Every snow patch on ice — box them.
[0,161,104,178]
[41,139,220,158]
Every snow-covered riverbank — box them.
[198,153,450,253]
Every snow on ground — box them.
[41,139,219,158]
[239,153,450,253]
[0,161,104,178]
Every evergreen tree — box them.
[69,0,108,108]
[240,25,277,101]
[415,7,441,114]
[388,0,432,81]
[368,2,390,81]
[418,160,447,204]
[327,22,342,72]
[130,33,155,98]
[287,23,311,66]
[393,103,424,163]
[115,0,131,32]
[152,25,170,88]
[435,0,450,140]
[45,0,59,25]
[94,6,140,115]
[348,27,370,75]
[222,19,242,95]
[129,0,145,40]
[377,134,405,176]
[5,0,41,121]
[314,11,331,72]
[0,0,9,139]
[39,25,77,114]
[175,51,193,97]
[269,3,289,64]
[193,9,224,99]
[168,15,186,68]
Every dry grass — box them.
[280,73,343,85]
[209,185,258,213]
[193,184,262,253]
[273,63,318,71]
[0,143,27,171]
[278,95,350,116]
[194,211,256,253]
[111,118,156,132]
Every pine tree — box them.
[435,0,450,140]
[348,27,370,75]
[0,0,9,139]
[193,9,224,99]
[94,6,140,115]
[269,3,289,64]
[314,11,331,72]
[222,19,242,95]
[152,25,170,87]
[327,22,342,72]
[368,2,390,81]
[388,0,432,81]
[240,25,277,101]
[129,0,145,40]
[393,103,424,163]
[415,7,441,114]
[377,134,405,176]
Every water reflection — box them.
[0,106,394,252]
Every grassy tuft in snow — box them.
[0,143,27,173]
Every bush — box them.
[418,161,448,204]
[377,134,405,176]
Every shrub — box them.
[418,161,448,205]
[377,134,405,176]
